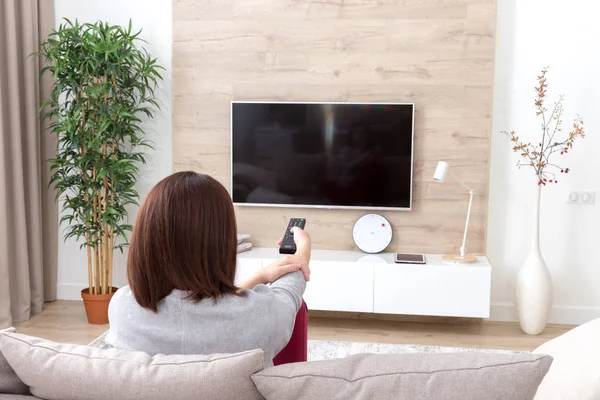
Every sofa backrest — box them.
[0,328,30,396]
[0,329,265,400]
[252,352,553,400]
[1,327,556,400]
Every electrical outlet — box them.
[568,191,596,205]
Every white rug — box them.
[89,331,525,360]
[307,340,525,360]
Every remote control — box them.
[279,218,306,255]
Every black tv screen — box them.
[231,102,414,210]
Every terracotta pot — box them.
[81,287,118,325]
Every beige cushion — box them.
[0,328,29,395]
[252,352,552,400]
[533,318,600,400]
[0,330,264,400]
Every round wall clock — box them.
[352,214,393,254]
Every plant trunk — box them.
[111,79,117,291]
[93,167,100,295]
[108,229,114,294]
[78,87,94,295]
[102,72,110,295]
[85,238,93,293]
[84,170,93,294]
[94,241,100,294]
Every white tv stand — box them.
[236,248,491,318]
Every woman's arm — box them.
[238,227,311,290]
[237,255,305,289]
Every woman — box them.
[106,171,311,367]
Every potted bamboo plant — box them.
[38,19,163,324]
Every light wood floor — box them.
[14,301,574,350]
[14,301,108,345]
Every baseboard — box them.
[309,310,482,324]
[490,303,600,325]
[57,283,86,301]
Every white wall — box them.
[489,0,600,325]
[54,0,173,299]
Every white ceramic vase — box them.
[515,184,553,335]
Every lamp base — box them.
[442,254,477,264]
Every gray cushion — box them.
[0,328,29,395]
[0,396,42,399]
[252,352,553,400]
[0,330,264,400]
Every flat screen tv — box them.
[231,101,415,210]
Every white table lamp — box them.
[433,161,477,264]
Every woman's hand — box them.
[275,226,311,278]
[278,226,311,262]
[260,254,309,284]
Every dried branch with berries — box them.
[503,67,585,186]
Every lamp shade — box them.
[433,161,449,182]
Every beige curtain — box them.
[0,0,57,328]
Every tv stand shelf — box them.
[236,248,491,318]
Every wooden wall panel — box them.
[173,0,496,254]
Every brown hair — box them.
[127,171,238,311]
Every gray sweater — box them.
[106,271,306,366]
